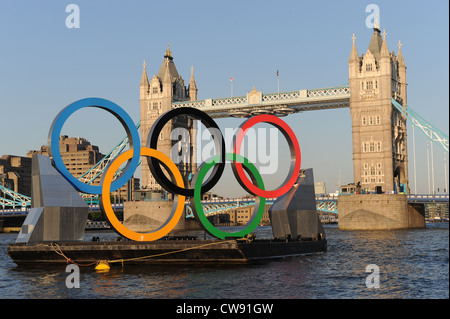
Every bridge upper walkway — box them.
[172,85,350,118]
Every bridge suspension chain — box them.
[392,98,448,152]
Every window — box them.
[369,116,374,125]
[370,167,376,176]
[377,162,382,169]
[364,163,369,169]
[376,116,381,125]
[366,63,373,71]
[152,87,158,94]
[362,117,367,126]
[375,80,378,89]
[152,102,158,110]
[367,80,373,90]
[363,142,381,153]
[361,82,365,90]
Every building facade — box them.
[348,25,409,193]
[139,45,198,191]
[228,205,271,226]
[0,155,32,196]
[28,136,139,202]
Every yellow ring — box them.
[100,147,185,241]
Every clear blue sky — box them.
[0,0,448,196]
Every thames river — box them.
[0,223,448,299]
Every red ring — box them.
[233,114,301,198]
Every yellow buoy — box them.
[95,260,110,272]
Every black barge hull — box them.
[7,238,327,266]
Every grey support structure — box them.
[269,168,325,240]
[15,154,89,244]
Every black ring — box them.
[147,107,225,197]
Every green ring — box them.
[192,153,266,240]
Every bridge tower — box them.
[348,25,409,194]
[139,45,197,192]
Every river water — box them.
[0,223,448,299]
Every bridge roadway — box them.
[1,194,448,218]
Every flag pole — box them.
[230,75,234,97]
[277,69,280,98]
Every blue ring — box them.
[48,98,140,195]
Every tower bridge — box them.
[137,27,447,198]
[1,25,449,230]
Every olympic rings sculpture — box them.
[48,98,301,242]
